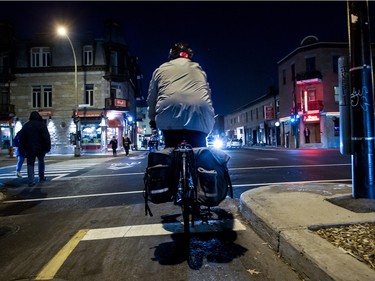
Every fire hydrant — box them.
[8,146,14,158]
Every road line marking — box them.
[229,163,350,171]
[34,229,88,280]
[233,178,352,187]
[3,190,143,204]
[82,219,246,240]
[54,172,144,180]
[2,179,352,204]
[33,219,245,279]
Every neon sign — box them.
[303,114,320,123]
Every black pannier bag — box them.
[194,147,233,207]
[144,148,175,216]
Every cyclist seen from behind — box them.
[147,42,215,148]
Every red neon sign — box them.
[303,113,320,123]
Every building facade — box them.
[224,87,280,147]
[278,35,375,149]
[0,20,142,154]
[278,36,349,149]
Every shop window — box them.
[81,123,102,149]
[333,117,340,136]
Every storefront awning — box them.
[108,119,123,127]
[0,117,14,126]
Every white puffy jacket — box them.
[147,58,215,134]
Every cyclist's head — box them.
[168,42,193,60]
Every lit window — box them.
[334,86,339,103]
[31,47,50,67]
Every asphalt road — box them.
[0,148,351,280]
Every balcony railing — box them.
[297,100,324,112]
[295,70,323,81]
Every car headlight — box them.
[213,139,223,149]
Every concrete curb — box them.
[240,184,375,281]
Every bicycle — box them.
[144,138,233,237]
[173,141,199,236]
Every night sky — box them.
[1,1,375,115]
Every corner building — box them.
[278,35,374,149]
[0,20,142,154]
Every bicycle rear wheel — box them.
[181,153,190,235]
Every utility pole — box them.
[347,0,375,199]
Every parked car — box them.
[227,138,242,149]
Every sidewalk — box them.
[240,183,375,281]
[0,147,147,165]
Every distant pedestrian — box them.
[13,130,25,178]
[19,111,51,187]
[304,127,311,143]
[123,134,132,156]
[109,136,118,156]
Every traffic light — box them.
[73,115,80,124]
[77,131,81,141]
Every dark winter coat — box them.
[123,137,131,148]
[19,111,51,157]
[110,138,118,149]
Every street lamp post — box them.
[57,27,81,157]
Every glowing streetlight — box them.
[57,26,80,156]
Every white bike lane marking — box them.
[108,162,142,170]
[34,219,246,280]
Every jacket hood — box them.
[29,111,43,121]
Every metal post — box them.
[338,56,352,155]
[65,34,80,157]
[347,0,375,199]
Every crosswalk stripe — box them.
[82,219,246,240]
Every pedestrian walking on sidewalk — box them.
[109,136,118,156]
[19,111,51,187]
[122,134,131,156]
[13,130,25,178]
